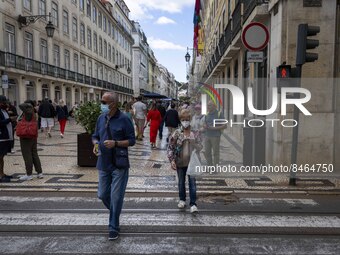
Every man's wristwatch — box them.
[115,140,118,147]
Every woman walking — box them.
[146,103,161,149]
[56,99,68,138]
[17,100,43,181]
[167,109,202,213]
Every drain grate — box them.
[153,163,162,168]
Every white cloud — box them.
[148,37,186,51]
[155,16,176,25]
[124,0,193,20]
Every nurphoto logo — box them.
[201,84,312,128]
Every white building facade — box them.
[0,0,133,109]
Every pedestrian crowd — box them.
[1,92,227,242]
[0,95,78,183]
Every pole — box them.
[254,61,266,166]
[289,64,302,186]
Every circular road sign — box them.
[242,22,269,51]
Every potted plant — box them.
[74,101,101,167]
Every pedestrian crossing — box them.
[0,195,339,254]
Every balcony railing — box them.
[202,0,270,80]
[0,51,132,95]
[232,1,242,40]
[243,0,257,23]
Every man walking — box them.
[203,101,227,166]
[164,102,180,142]
[92,92,135,240]
[132,96,146,141]
[38,98,56,138]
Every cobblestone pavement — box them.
[1,119,339,193]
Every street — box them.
[0,122,339,254]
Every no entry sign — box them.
[242,22,269,51]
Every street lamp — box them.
[115,64,131,74]
[17,12,55,38]
[185,52,191,63]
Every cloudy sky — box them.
[124,0,195,82]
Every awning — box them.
[142,92,168,99]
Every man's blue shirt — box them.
[92,110,135,171]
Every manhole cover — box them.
[153,164,162,168]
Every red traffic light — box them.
[277,65,291,78]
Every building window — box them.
[72,17,78,40]
[98,12,102,29]
[63,10,69,34]
[108,43,111,62]
[81,56,86,75]
[24,32,33,59]
[5,23,16,53]
[98,65,103,79]
[79,0,84,12]
[93,6,97,24]
[53,44,60,67]
[23,0,31,11]
[40,39,48,63]
[112,46,115,64]
[99,36,102,56]
[108,21,111,36]
[87,28,92,50]
[88,60,92,77]
[80,23,85,45]
[103,16,107,32]
[51,2,58,27]
[64,49,70,70]
[87,0,91,18]
[39,0,46,19]
[74,53,79,73]
[104,40,107,58]
[93,32,97,53]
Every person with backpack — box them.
[38,98,56,138]
[17,100,43,181]
[56,99,69,138]
[203,101,227,166]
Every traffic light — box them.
[277,64,291,79]
[277,64,292,92]
[296,24,320,65]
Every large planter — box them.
[77,133,97,167]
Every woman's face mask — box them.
[181,120,190,129]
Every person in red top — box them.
[146,103,161,149]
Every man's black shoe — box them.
[108,231,119,241]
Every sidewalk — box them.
[1,120,339,194]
